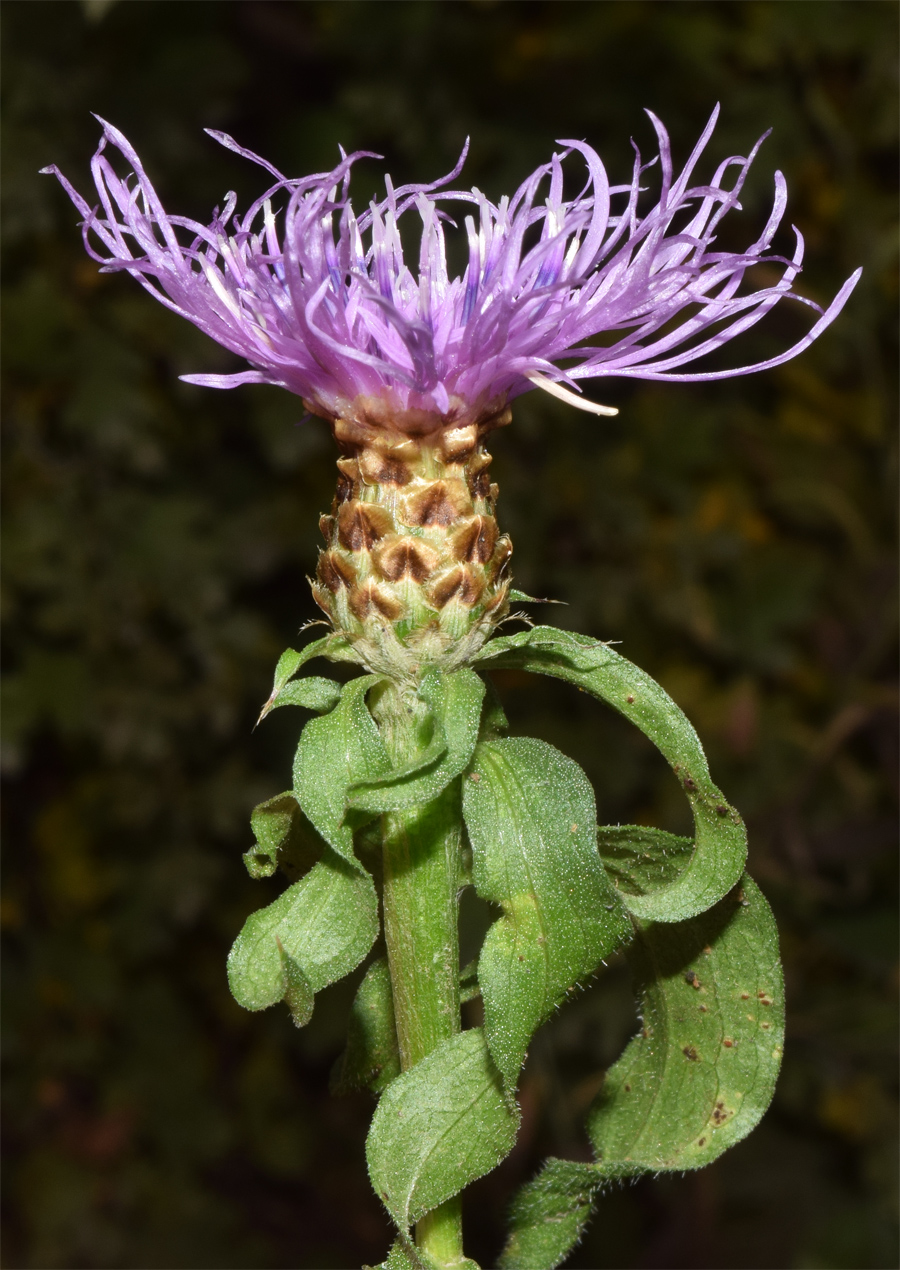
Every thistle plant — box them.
[45,107,858,1270]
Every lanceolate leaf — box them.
[498,1157,602,1270]
[267,675,342,715]
[273,640,333,691]
[256,634,359,723]
[366,1027,519,1234]
[463,739,631,1092]
[293,674,390,867]
[349,669,485,813]
[227,848,379,1024]
[332,957,401,1096]
[475,627,746,922]
[588,874,784,1175]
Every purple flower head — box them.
[44,106,860,427]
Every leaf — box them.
[274,641,329,691]
[349,669,485,813]
[293,675,390,867]
[479,674,509,741]
[227,849,379,1023]
[475,627,746,922]
[587,874,784,1175]
[597,825,695,899]
[332,957,401,1096]
[243,791,323,880]
[459,959,480,1004]
[256,635,356,723]
[508,589,565,607]
[498,1157,601,1270]
[267,675,342,715]
[277,941,315,1028]
[463,739,631,1092]
[366,1027,519,1234]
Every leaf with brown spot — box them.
[587,873,784,1177]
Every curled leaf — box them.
[227,849,378,1023]
[244,791,322,880]
[475,626,747,921]
[597,824,695,904]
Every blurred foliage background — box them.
[2,2,897,1267]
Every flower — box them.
[43,106,859,426]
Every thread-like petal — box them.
[44,113,860,422]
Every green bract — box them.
[230,627,783,1268]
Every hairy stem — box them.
[376,684,466,1265]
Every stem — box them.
[376,685,466,1266]
[414,1197,464,1266]
[382,788,462,1066]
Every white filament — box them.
[526,372,619,416]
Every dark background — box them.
[2,2,897,1267]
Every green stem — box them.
[382,788,462,1066]
[376,685,466,1266]
[414,1197,464,1266]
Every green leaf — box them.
[293,675,390,867]
[479,674,509,741]
[507,589,565,607]
[459,959,480,1004]
[498,1157,601,1270]
[463,739,631,1092]
[256,634,361,723]
[597,824,695,899]
[349,669,485,813]
[243,791,323,881]
[332,957,401,1096]
[587,874,784,1175]
[475,627,746,922]
[366,1027,519,1234]
[227,849,378,1023]
[277,941,315,1028]
[267,675,342,715]
[273,640,329,689]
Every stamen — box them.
[526,372,618,416]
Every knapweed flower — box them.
[44,105,858,426]
[45,108,860,677]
